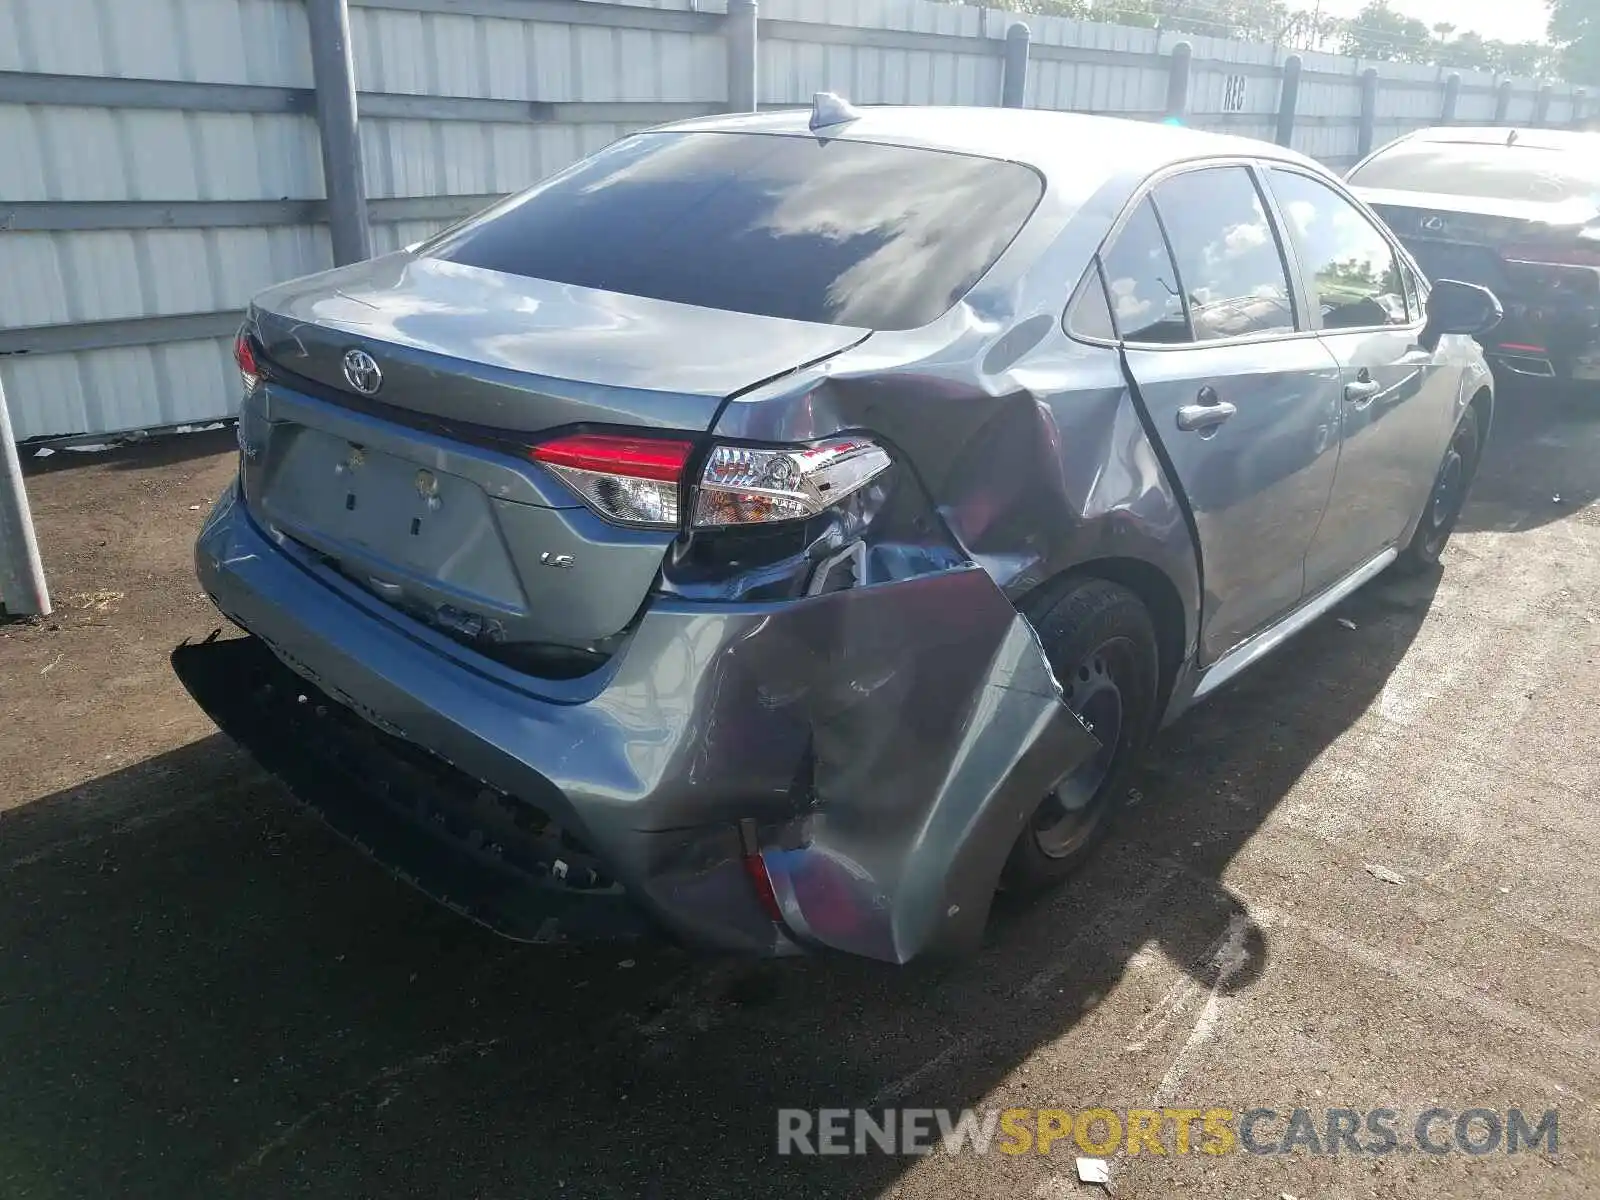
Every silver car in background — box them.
[174,101,1500,963]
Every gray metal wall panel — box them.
[359,117,646,198]
[0,0,312,86]
[0,226,330,329]
[1455,87,1500,123]
[1,0,1591,443]
[758,0,998,106]
[0,105,325,202]
[1,338,239,443]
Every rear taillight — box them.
[737,818,785,924]
[694,438,890,527]
[234,331,260,393]
[532,433,692,528]
[533,432,892,531]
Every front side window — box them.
[1268,170,1410,332]
[1152,167,1297,341]
[425,131,1044,332]
[1098,198,1190,344]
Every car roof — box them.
[1392,126,1600,152]
[657,104,1325,183]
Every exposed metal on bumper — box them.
[188,484,1099,961]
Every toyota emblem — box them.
[342,347,383,395]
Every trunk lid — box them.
[251,254,868,432]
[242,254,869,670]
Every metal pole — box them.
[1001,22,1031,109]
[1573,89,1588,128]
[1494,80,1513,124]
[1356,66,1379,159]
[1441,72,1461,125]
[1275,54,1302,147]
[0,376,50,618]
[726,0,758,114]
[1165,42,1192,122]
[1534,83,1552,127]
[307,0,371,266]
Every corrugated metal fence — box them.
[0,0,1589,443]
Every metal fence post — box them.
[1441,72,1461,124]
[1275,54,1302,147]
[1356,66,1379,159]
[1165,41,1192,122]
[1001,22,1031,108]
[726,0,758,114]
[1534,83,1552,126]
[0,377,50,618]
[306,0,371,265]
[1573,88,1588,127]
[1494,80,1513,124]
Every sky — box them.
[1288,0,1552,44]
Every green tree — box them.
[1489,39,1558,77]
[1339,0,1433,62]
[1549,0,1600,85]
[974,0,1303,42]
[964,0,1089,17]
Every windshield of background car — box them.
[1348,140,1600,206]
[425,131,1046,331]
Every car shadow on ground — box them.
[0,559,1442,1198]
[1461,380,1600,534]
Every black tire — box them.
[1397,403,1482,574]
[1002,578,1160,893]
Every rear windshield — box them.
[425,131,1044,331]
[1349,140,1600,205]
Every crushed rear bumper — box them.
[180,483,1098,961]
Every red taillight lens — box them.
[742,852,784,923]
[532,433,693,528]
[532,434,691,482]
[233,332,260,393]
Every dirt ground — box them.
[1,389,1597,1200]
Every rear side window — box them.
[1268,170,1409,331]
[1099,198,1190,344]
[1066,263,1117,341]
[426,131,1044,331]
[1153,167,1297,341]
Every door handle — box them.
[1344,379,1381,403]
[1176,400,1237,431]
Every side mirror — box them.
[1421,279,1503,351]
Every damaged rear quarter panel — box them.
[702,213,1204,960]
[710,306,1201,664]
[687,567,1101,963]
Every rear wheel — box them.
[1397,404,1481,573]
[1003,579,1159,893]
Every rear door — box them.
[1107,164,1345,665]
[1264,167,1460,593]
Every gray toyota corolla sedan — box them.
[174,101,1501,964]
